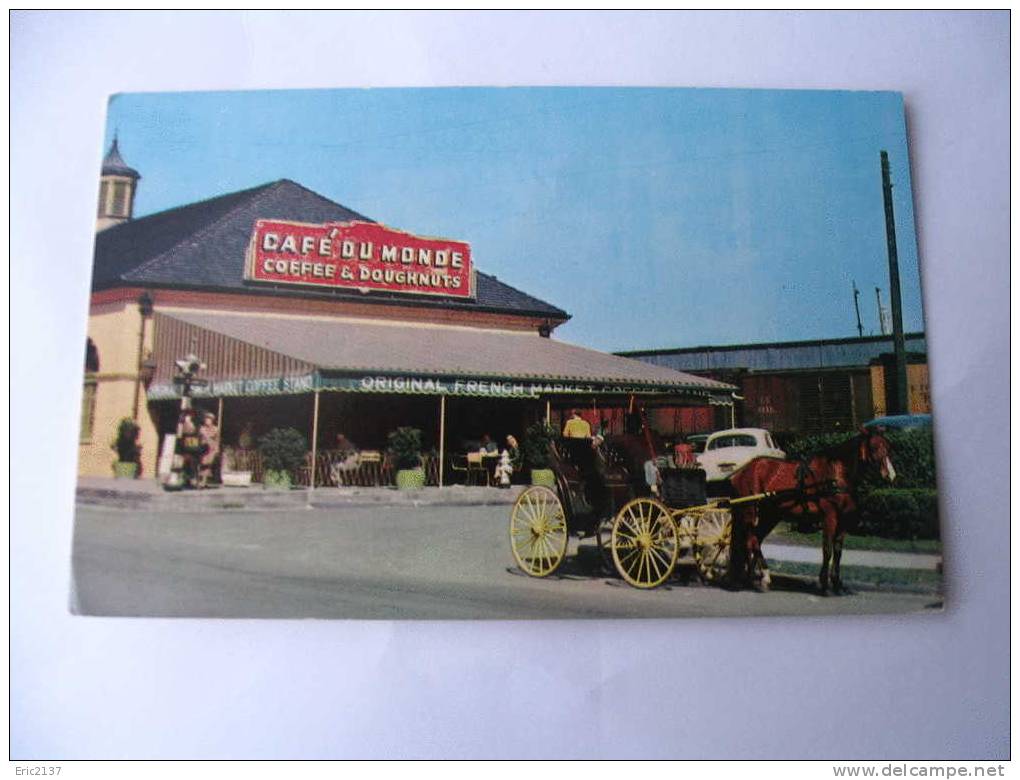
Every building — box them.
[619,333,930,439]
[80,141,735,483]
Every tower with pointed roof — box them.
[96,136,141,231]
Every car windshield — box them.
[708,434,757,450]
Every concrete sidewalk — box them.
[762,542,940,571]
[75,476,525,511]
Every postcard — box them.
[73,87,939,618]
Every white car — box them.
[696,428,785,482]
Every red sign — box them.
[245,219,474,299]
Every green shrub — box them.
[258,427,307,473]
[857,488,940,540]
[387,427,423,470]
[263,469,293,489]
[784,431,856,461]
[523,421,556,469]
[883,428,938,488]
[111,418,141,463]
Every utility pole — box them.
[852,281,864,338]
[875,287,886,335]
[880,151,909,415]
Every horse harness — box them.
[765,456,847,514]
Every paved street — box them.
[71,503,940,619]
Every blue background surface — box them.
[10,11,1009,759]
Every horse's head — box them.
[858,426,896,482]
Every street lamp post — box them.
[173,352,208,408]
[131,291,154,420]
[164,351,208,490]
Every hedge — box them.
[856,488,941,540]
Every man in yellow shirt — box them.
[562,409,592,438]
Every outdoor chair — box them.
[450,452,489,486]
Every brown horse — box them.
[727,428,895,594]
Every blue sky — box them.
[104,87,925,352]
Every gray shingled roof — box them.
[620,332,927,372]
[92,179,569,320]
[162,310,736,394]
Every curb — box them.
[76,485,525,512]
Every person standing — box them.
[198,412,220,489]
[178,409,200,488]
[562,409,592,438]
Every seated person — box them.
[673,435,696,467]
[644,458,662,496]
[504,435,522,472]
[479,433,499,454]
[330,432,361,482]
[335,433,359,458]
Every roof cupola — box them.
[97,136,141,231]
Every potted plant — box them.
[258,427,307,489]
[111,418,141,478]
[524,421,557,487]
[388,426,424,490]
[220,446,253,487]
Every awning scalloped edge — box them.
[146,372,734,405]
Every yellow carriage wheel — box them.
[694,509,732,584]
[611,497,679,589]
[509,485,568,577]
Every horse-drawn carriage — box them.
[508,435,734,588]
[508,427,896,593]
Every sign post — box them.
[310,390,320,492]
[438,395,446,488]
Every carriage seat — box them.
[660,468,708,509]
[552,437,599,483]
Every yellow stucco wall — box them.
[78,301,159,477]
